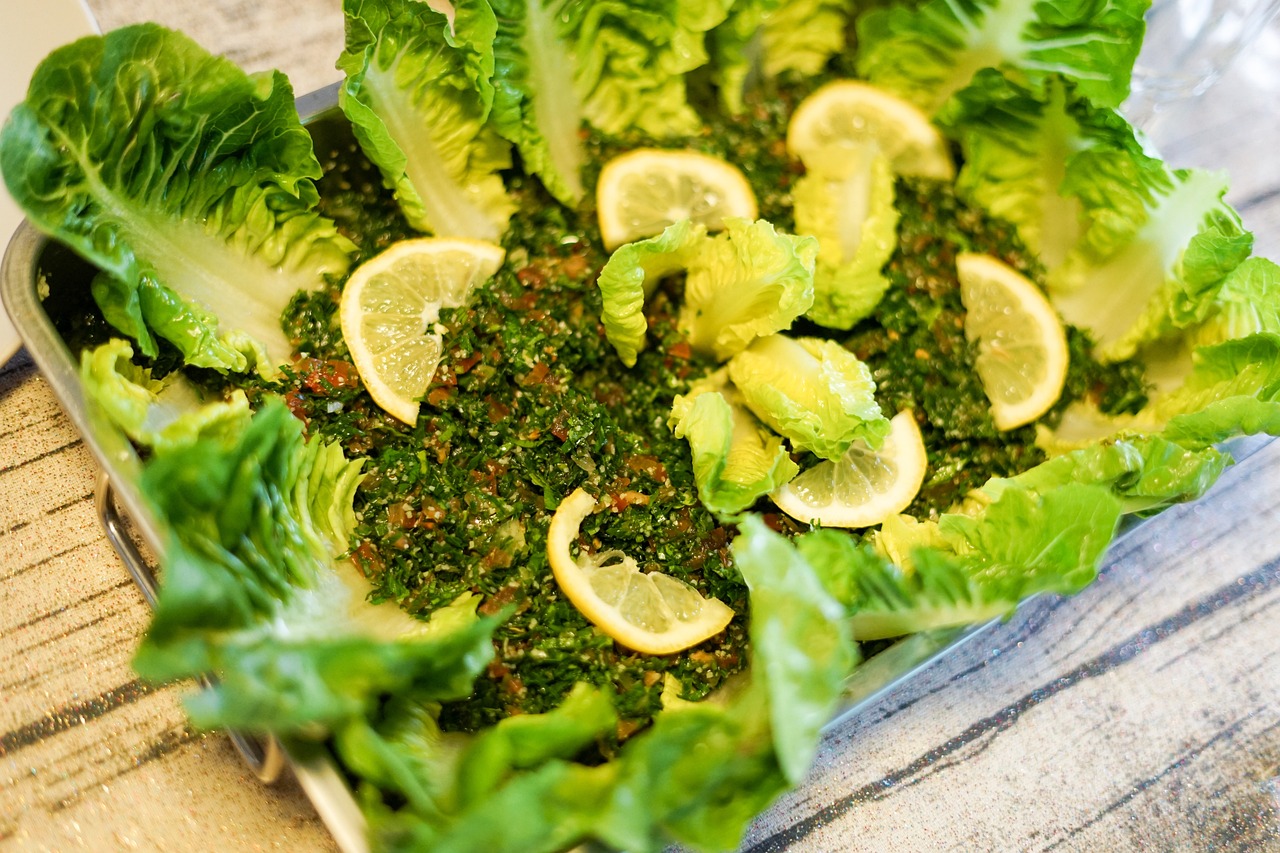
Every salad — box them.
[4,0,1280,851]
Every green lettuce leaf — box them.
[709,0,855,113]
[943,71,1153,270]
[792,145,900,329]
[982,434,1230,514]
[1152,335,1280,447]
[489,0,729,204]
[856,0,1147,115]
[596,218,816,365]
[339,0,515,240]
[1041,333,1280,452]
[944,68,1257,364]
[669,368,799,516]
[1050,167,1253,362]
[597,516,855,851]
[596,219,701,367]
[801,481,1122,639]
[730,515,855,782]
[80,339,252,454]
[453,683,618,809]
[728,333,889,459]
[341,680,617,852]
[0,24,354,373]
[133,399,499,733]
[678,218,818,360]
[1187,257,1280,349]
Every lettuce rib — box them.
[339,0,515,240]
[0,24,354,373]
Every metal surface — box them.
[95,472,288,785]
[1,213,370,853]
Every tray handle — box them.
[95,471,287,784]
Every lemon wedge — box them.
[770,410,927,529]
[546,488,735,655]
[595,149,758,251]
[339,237,504,425]
[956,253,1069,432]
[787,80,954,179]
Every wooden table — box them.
[2,3,1279,850]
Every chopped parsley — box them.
[45,76,1148,741]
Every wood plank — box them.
[742,439,1280,851]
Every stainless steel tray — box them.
[1,218,373,853]
[2,83,1192,853]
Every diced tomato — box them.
[616,719,642,741]
[297,357,358,394]
[353,541,384,577]
[520,362,550,387]
[626,454,669,483]
[284,390,309,426]
[516,266,547,288]
[501,289,541,311]
[487,397,512,423]
[480,583,520,615]
[609,490,649,511]
[561,253,589,279]
[454,351,484,374]
[666,340,692,360]
[427,386,455,407]
[550,411,570,441]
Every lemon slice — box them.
[787,80,954,179]
[956,253,1069,431]
[339,238,505,425]
[596,149,758,251]
[770,410,928,529]
[547,488,735,655]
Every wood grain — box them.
[2,2,1279,851]
[0,353,335,852]
[742,439,1280,852]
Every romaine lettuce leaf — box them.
[80,339,252,453]
[0,24,354,373]
[982,434,1230,514]
[730,515,856,782]
[1152,335,1280,447]
[1187,257,1280,349]
[597,515,855,851]
[595,219,701,367]
[941,67,1254,363]
[1050,167,1253,362]
[679,219,818,360]
[340,691,614,853]
[856,0,1148,115]
[489,0,729,204]
[339,0,516,240]
[453,683,618,809]
[132,400,500,733]
[800,481,1123,639]
[595,218,816,365]
[728,333,889,460]
[1041,334,1280,452]
[669,369,799,516]
[943,71,1150,270]
[709,0,855,113]
[792,145,900,329]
